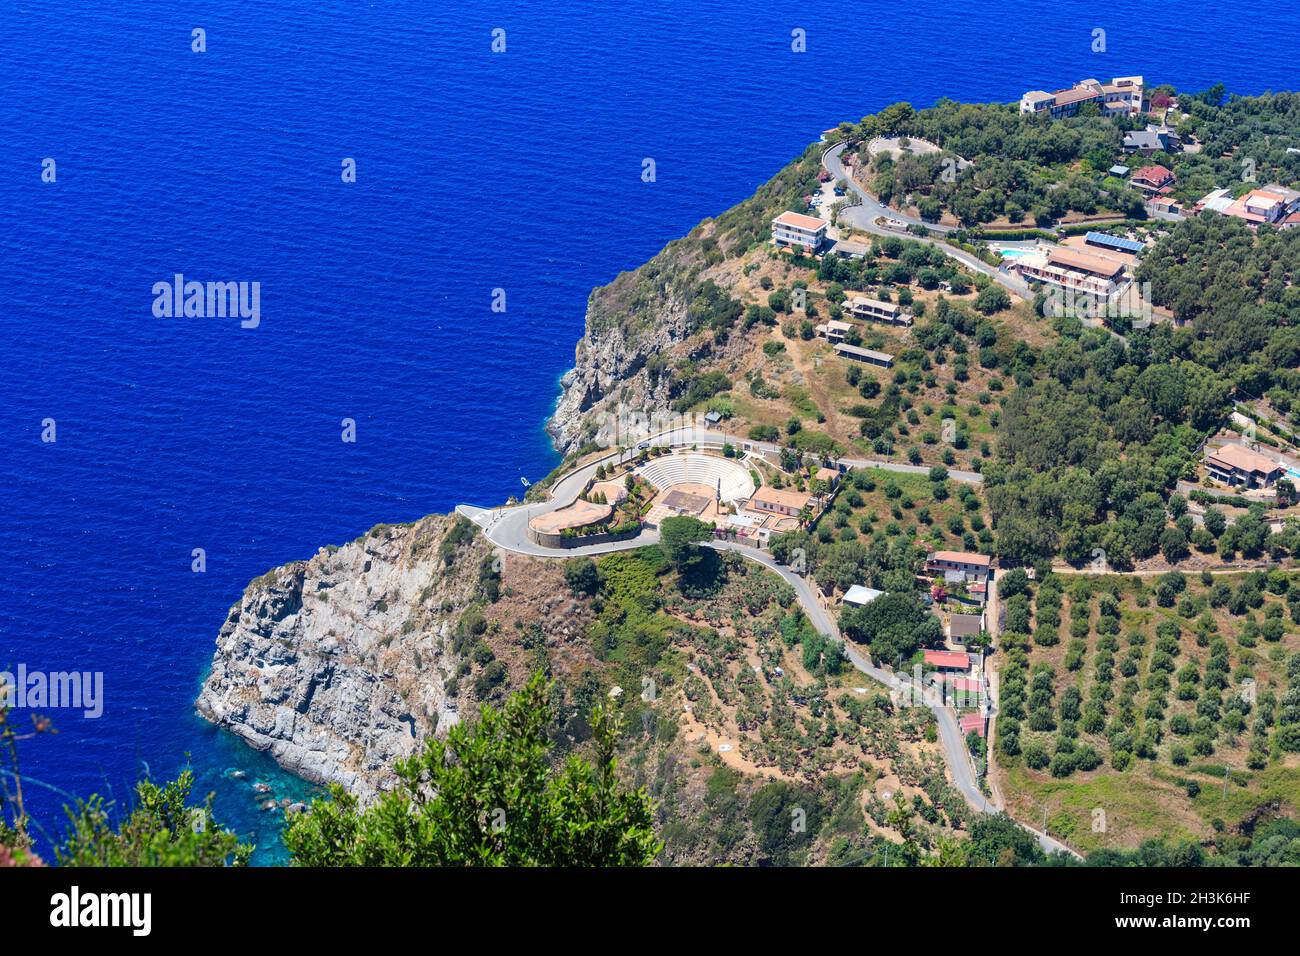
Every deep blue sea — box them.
[1,1,1293,863]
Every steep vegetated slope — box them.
[203,87,1300,863]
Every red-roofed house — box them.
[959,712,987,738]
[1205,444,1284,489]
[1130,165,1174,195]
[924,649,971,671]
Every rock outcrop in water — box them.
[197,514,490,801]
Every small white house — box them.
[843,585,884,607]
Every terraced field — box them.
[994,569,1300,853]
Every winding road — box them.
[458,429,1078,858]
[822,142,1032,300]
[461,425,981,557]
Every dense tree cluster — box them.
[1138,216,1300,379]
[856,99,1146,226]
[770,471,925,594]
[836,90,1300,231]
[817,235,972,295]
[983,319,1231,565]
[839,591,942,663]
[1165,91,1300,205]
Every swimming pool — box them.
[998,248,1032,259]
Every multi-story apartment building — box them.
[1204,444,1284,489]
[847,295,912,326]
[771,211,829,251]
[1020,75,1144,119]
[1010,245,1128,299]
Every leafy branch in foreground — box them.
[56,770,252,867]
[0,679,54,865]
[1,684,249,867]
[284,671,661,866]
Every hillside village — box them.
[510,74,1300,859]
[186,76,1300,869]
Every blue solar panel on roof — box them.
[1084,231,1144,252]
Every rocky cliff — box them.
[196,514,490,801]
[546,277,694,456]
[195,143,824,801]
[547,145,824,455]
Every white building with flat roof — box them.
[771,211,829,251]
[814,320,852,342]
[1195,187,1235,215]
[843,585,884,607]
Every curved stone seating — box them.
[635,453,754,504]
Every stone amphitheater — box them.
[636,452,755,527]
[637,452,754,501]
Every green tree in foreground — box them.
[658,515,714,571]
[283,672,661,866]
[57,771,252,867]
[2,688,247,867]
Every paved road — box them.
[460,425,983,554]
[837,638,1076,858]
[823,142,955,235]
[823,143,1032,300]
[708,539,840,637]
[460,429,1077,858]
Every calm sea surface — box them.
[1,0,1291,862]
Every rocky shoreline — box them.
[196,178,767,800]
[546,288,695,456]
[196,514,488,801]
